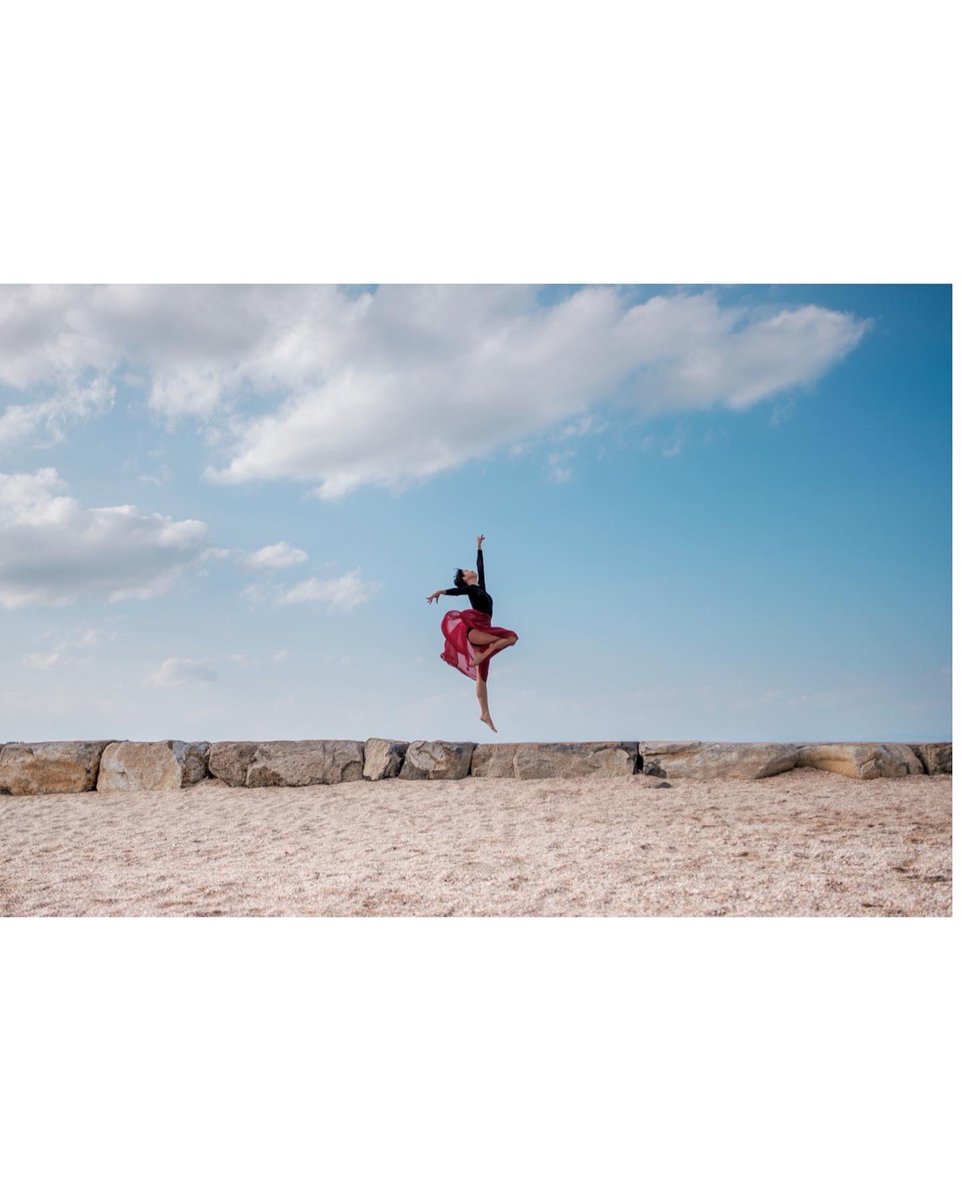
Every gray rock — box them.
[399,741,474,780]
[471,742,639,779]
[208,740,364,787]
[468,744,518,778]
[638,742,799,780]
[97,741,210,792]
[245,741,365,787]
[363,738,409,780]
[909,742,952,774]
[796,742,924,780]
[0,741,112,795]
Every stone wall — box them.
[0,738,951,794]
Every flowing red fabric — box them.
[440,608,518,683]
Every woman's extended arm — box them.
[476,533,486,590]
[427,584,466,603]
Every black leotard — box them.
[443,547,493,616]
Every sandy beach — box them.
[0,767,951,917]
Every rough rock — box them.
[246,741,365,786]
[796,742,924,780]
[909,742,952,775]
[471,742,639,779]
[208,741,364,787]
[0,741,111,795]
[399,741,474,780]
[208,742,259,787]
[638,741,799,780]
[363,738,409,781]
[97,741,210,792]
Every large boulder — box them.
[638,741,799,780]
[97,741,210,792]
[208,742,258,787]
[909,743,952,775]
[471,742,639,779]
[208,741,364,786]
[363,738,409,780]
[0,741,111,795]
[399,741,474,780]
[796,742,923,780]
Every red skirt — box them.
[440,608,519,683]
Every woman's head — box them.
[454,567,478,587]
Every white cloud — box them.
[0,467,209,608]
[138,466,171,487]
[21,625,112,670]
[148,657,218,687]
[241,541,308,570]
[546,449,575,483]
[277,568,382,611]
[0,375,114,447]
[240,568,381,611]
[0,285,871,496]
[22,651,62,669]
[146,649,296,686]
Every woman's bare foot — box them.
[471,648,489,668]
[480,713,497,732]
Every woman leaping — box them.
[426,534,519,733]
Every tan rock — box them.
[209,742,259,787]
[470,742,638,779]
[399,741,474,780]
[206,740,369,786]
[639,742,799,780]
[0,741,111,795]
[245,741,365,787]
[909,743,952,774]
[796,742,923,779]
[363,738,409,780]
[468,744,518,778]
[97,741,210,792]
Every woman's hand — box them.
[426,591,440,604]
[476,534,485,548]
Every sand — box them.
[0,767,951,917]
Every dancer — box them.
[426,534,519,732]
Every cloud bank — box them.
[0,468,208,607]
[0,285,871,498]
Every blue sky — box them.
[0,284,950,743]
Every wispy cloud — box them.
[148,657,218,687]
[240,541,308,570]
[545,449,575,483]
[277,568,382,611]
[21,624,107,669]
[242,567,381,611]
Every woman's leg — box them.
[475,673,496,731]
[466,627,501,666]
[466,630,499,730]
[470,634,518,667]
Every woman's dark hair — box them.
[453,568,467,588]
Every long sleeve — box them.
[443,585,468,596]
[476,547,485,591]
